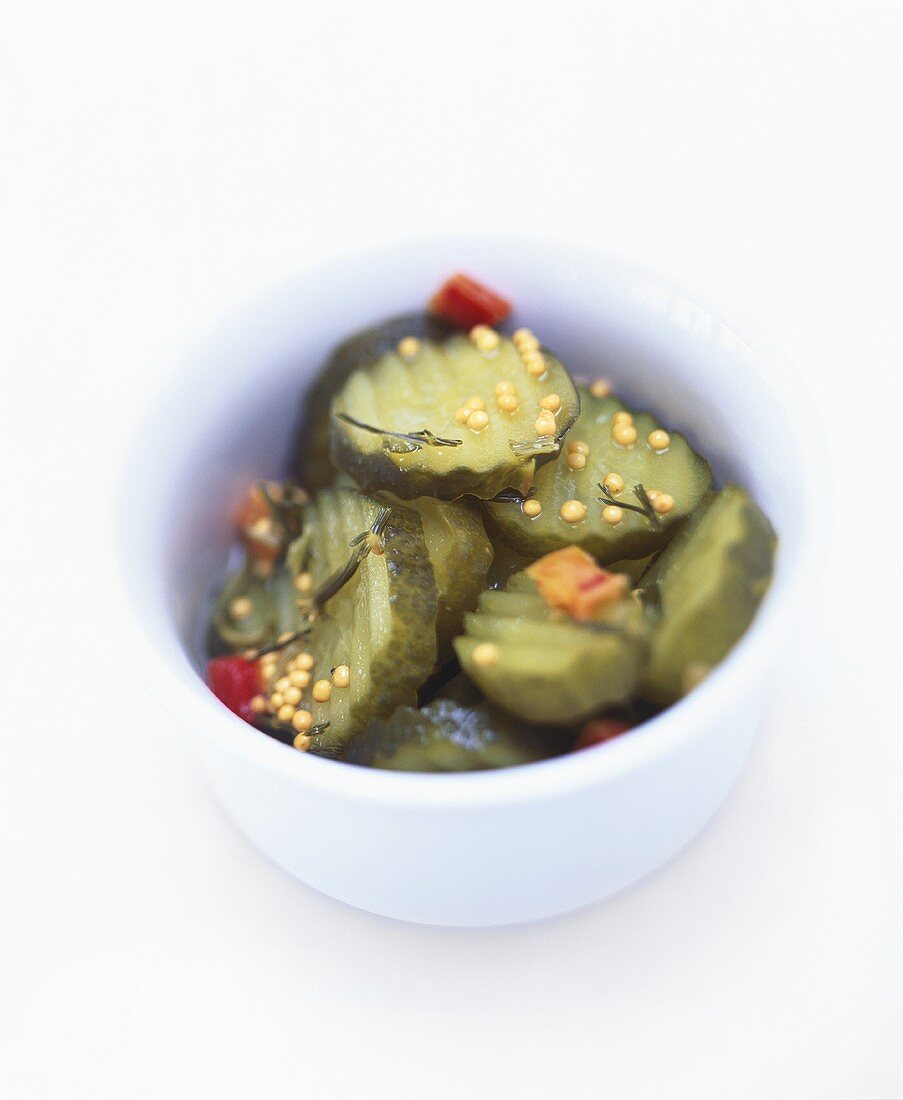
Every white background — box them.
[1,2,901,1098]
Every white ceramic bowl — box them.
[116,237,819,927]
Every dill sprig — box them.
[313,506,392,611]
[598,482,661,528]
[509,438,560,458]
[336,412,462,452]
[247,626,312,660]
[488,486,537,504]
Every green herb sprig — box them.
[336,412,462,452]
[598,482,661,529]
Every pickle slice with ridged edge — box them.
[453,573,648,726]
[330,332,580,500]
[297,489,438,755]
[211,564,278,652]
[639,483,776,704]
[346,696,568,772]
[484,386,713,563]
[293,313,456,490]
[405,496,493,660]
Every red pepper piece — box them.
[234,482,284,572]
[573,718,632,752]
[526,546,628,622]
[234,483,271,532]
[429,273,512,329]
[207,656,261,723]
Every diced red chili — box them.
[526,546,628,621]
[429,273,512,330]
[207,656,261,723]
[234,482,284,571]
[573,718,632,751]
[234,483,271,532]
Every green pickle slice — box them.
[346,696,568,772]
[293,313,455,490]
[639,483,777,703]
[484,387,713,563]
[404,496,493,660]
[453,572,648,726]
[293,490,439,755]
[330,332,580,500]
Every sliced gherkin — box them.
[345,696,568,772]
[484,387,713,563]
[404,496,493,660]
[453,572,648,726]
[329,332,580,500]
[639,483,776,704]
[211,564,278,651]
[293,313,455,490]
[286,490,438,755]
[485,540,535,590]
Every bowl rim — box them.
[113,233,824,809]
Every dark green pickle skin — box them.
[293,312,456,490]
[346,696,571,772]
[639,484,777,704]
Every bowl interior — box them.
[119,237,814,780]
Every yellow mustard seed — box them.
[312,679,332,703]
[472,642,499,667]
[652,493,675,515]
[648,429,671,451]
[603,472,624,494]
[567,439,589,456]
[454,406,470,424]
[539,394,561,412]
[466,409,490,432]
[294,572,313,594]
[522,498,542,518]
[229,596,253,620]
[284,686,302,706]
[602,505,623,526]
[534,414,556,436]
[523,351,546,377]
[559,500,586,524]
[295,653,315,671]
[612,423,637,446]
[397,336,420,359]
[611,411,633,426]
[289,669,310,689]
[292,709,312,733]
[590,379,611,398]
[293,732,312,751]
[497,393,519,413]
[470,325,500,353]
[277,704,296,723]
[464,396,486,411]
[250,695,267,715]
[331,664,351,689]
[567,452,587,471]
[250,516,274,537]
